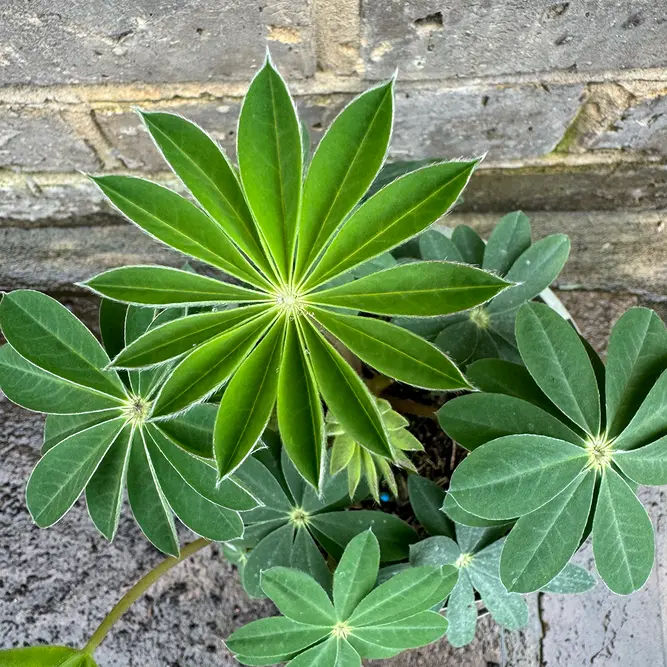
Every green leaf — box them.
[127,429,179,556]
[112,304,269,368]
[0,646,98,667]
[333,530,380,620]
[86,424,133,540]
[451,225,485,266]
[614,370,667,450]
[309,511,417,563]
[152,310,275,417]
[408,476,455,538]
[410,536,460,567]
[90,175,270,289]
[290,527,333,595]
[606,308,667,437]
[615,435,667,485]
[300,320,390,458]
[311,308,469,391]
[261,567,337,626]
[214,318,286,477]
[516,302,600,435]
[446,575,477,647]
[448,435,588,520]
[438,393,584,451]
[243,524,294,598]
[226,616,330,661]
[99,298,129,361]
[26,417,126,528]
[305,262,510,317]
[156,402,217,458]
[499,471,595,592]
[349,611,447,651]
[278,319,325,489]
[303,161,478,288]
[0,290,125,399]
[43,411,119,454]
[138,111,273,278]
[442,493,510,528]
[541,563,597,594]
[593,468,654,595]
[238,57,302,282]
[234,456,294,516]
[296,82,394,279]
[286,638,361,667]
[482,211,531,275]
[0,345,123,415]
[84,266,268,308]
[487,235,570,315]
[418,229,462,262]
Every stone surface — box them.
[361,0,667,80]
[0,110,99,171]
[391,84,583,161]
[0,0,315,85]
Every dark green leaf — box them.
[442,493,510,528]
[408,476,455,538]
[451,225,485,266]
[156,403,217,458]
[243,524,295,598]
[419,229,462,262]
[482,211,531,275]
[290,527,333,594]
[286,637,361,667]
[410,536,460,567]
[541,563,597,594]
[43,411,120,454]
[615,435,667,485]
[446,575,477,647]
[349,611,447,651]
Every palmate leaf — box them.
[0,646,98,666]
[482,211,531,275]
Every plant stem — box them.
[83,537,211,655]
[386,397,439,419]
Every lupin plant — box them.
[1,53,667,667]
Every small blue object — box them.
[380,492,391,503]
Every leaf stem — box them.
[83,537,211,655]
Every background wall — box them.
[1,1,667,665]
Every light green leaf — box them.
[139,111,273,278]
[606,308,667,438]
[242,524,294,598]
[296,81,393,279]
[127,429,179,556]
[419,229,462,262]
[86,424,133,540]
[615,435,667,485]
[350,611,447,651]
[304,161,478,288]
[500,472,595,592]
[277,319,325,489]
[84,266,268,308]
[261,567,336,626]
[300,320,390,458]
[90,175,270,289]
[0,290,125,399]
[408,475,455,538]
[516,302,600,435]
[226,616,330,661]
[0,345,123,415]
[214,318,286,477]
[305,262,510,317]
[156,403,217,458]
[451,225,485,266]
[26,417,126,528]
[448,435,588,520]
[593,468,654,595]
[311,308,469,391]
[333,530,380,620]
[446,574,477,647]
[482,211,531,275]
[238,57,302,282]
[541,563,597,594]
[0,646,98,667]
[152,310,275,417]
[438,393,584,451]
[286,638,361,667]
[112,304,269,368]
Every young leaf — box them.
[296,82,394,279]
[482,211,531,275]
[448,434,588,520]
[451,225,485,266]
[305,262,510,317]
[238,57,302,282]
[311,308,470,390]
[300,320,391,458]
[303,161,478,289]
[333,530,380,620]
[615,435,667,485]
[499,471,595,592]
[214,318,286,478]
[277,319,325,488]
[516,302,600,435]
[138,111,273,278]
[593,468,654,595]
[90,175,270,289]
[26,417,127,528]
[408,475,455,539]
[84,266,268,308]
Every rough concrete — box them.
[0,0,315,85]
[361,0,667,80]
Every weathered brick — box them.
[362,0,667,80]
[391,84,583,161]
[0,0,315,85]
[0,110,99,171]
